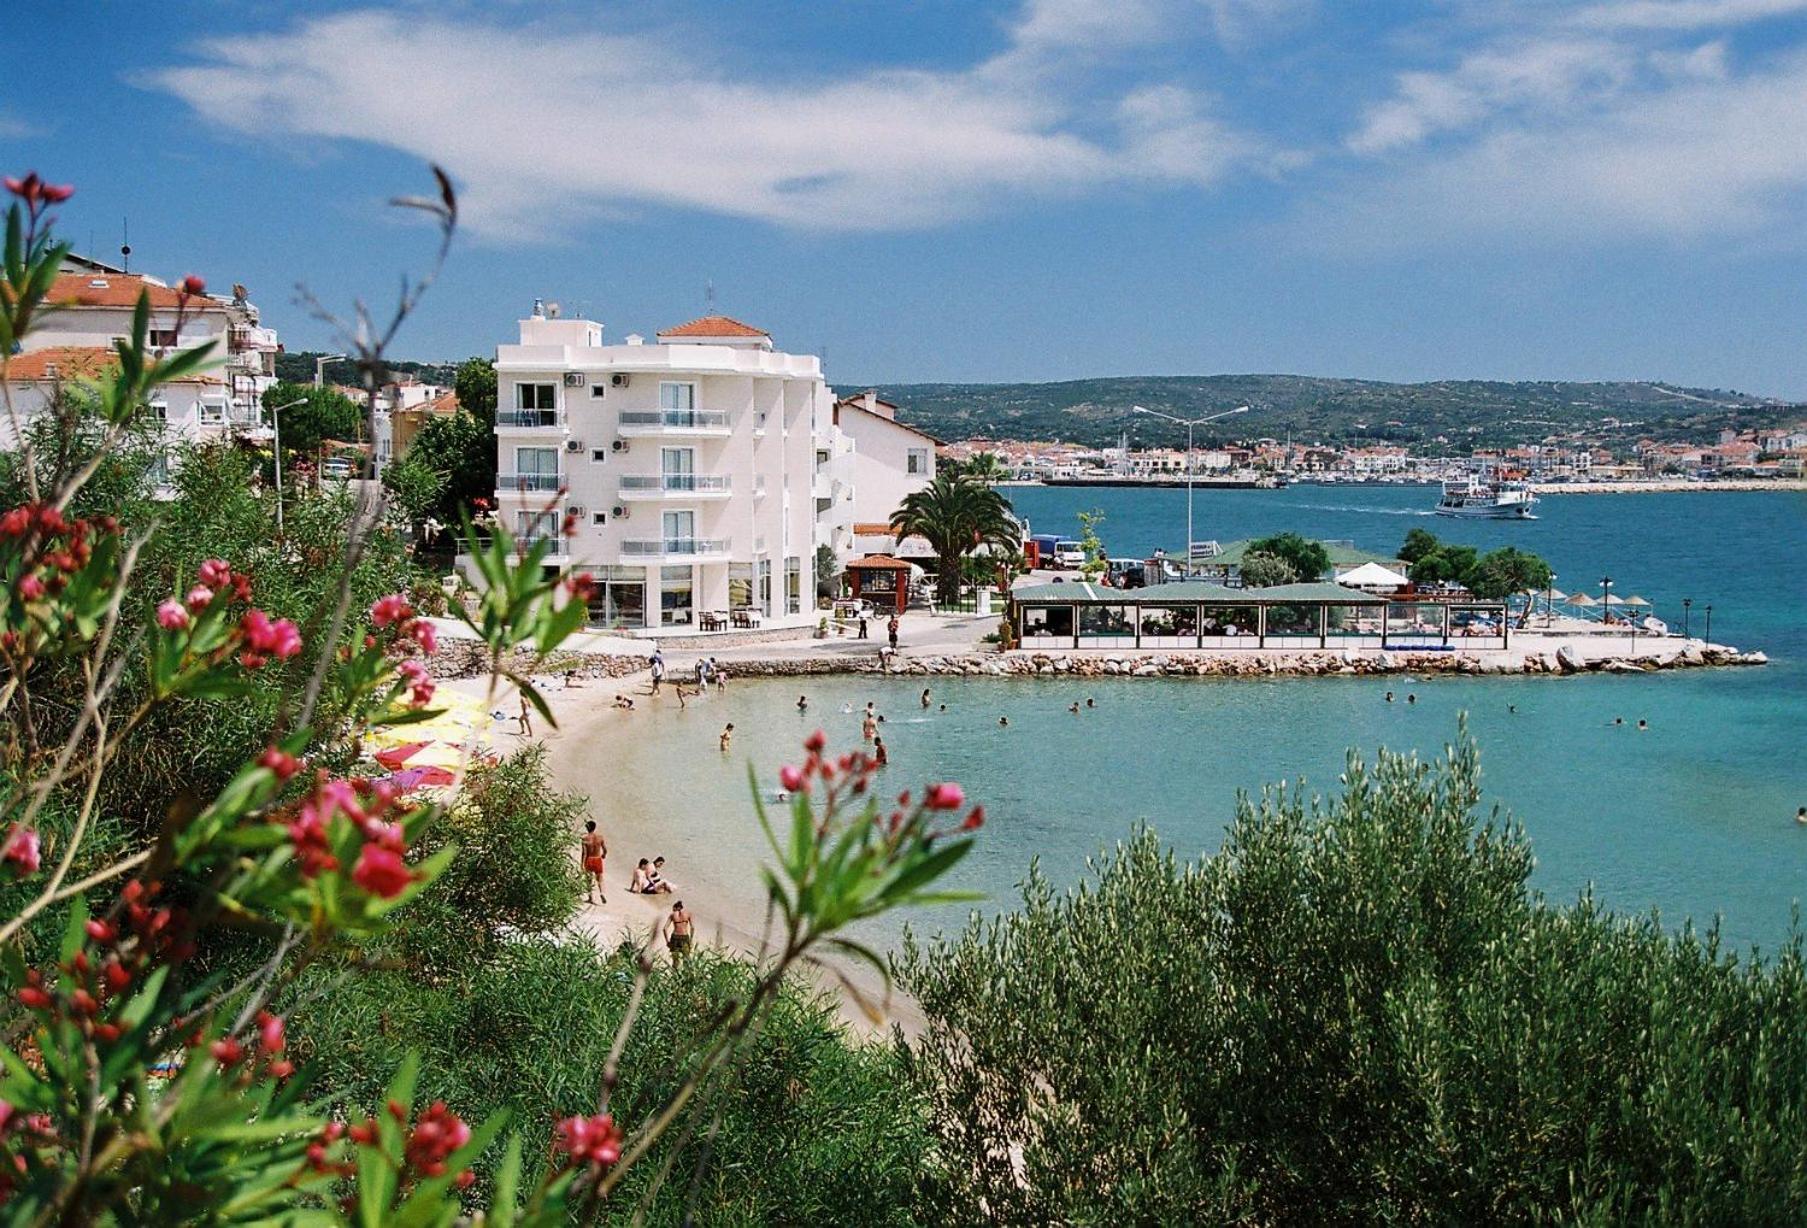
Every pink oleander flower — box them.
[18,574,45,600]
[397,659,434,706]
[408,619,437,656]
[210,1037,244,1067]
[286,809,338,878]
[962,805,985,831]
[804,729,826,753]
[779,764,805,792]
[258,746,300,780]
[241,609,303,661]
[198,558,231,588]
[404,1101,471,1177]
[2,826,41,875]
[185,585,214,612]
[370,593,411,628]
[257,1010,285,1055]
[0,508,30,537]
[926,782,965,811]
[179,274,206,297]
[554,1112,623,1168]
[352,844,414,899]
[156,599,189,630]
[5,172,73,206]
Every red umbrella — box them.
[374,742,428,771]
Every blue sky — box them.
[8,0,1807,395]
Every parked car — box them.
[1053,539,1086,570]
[1106,557,1146,588]
[321,458,355,482]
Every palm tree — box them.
[963,451,1010,483]
[889,474,1019,602]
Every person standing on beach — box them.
[862,711,878,742]
[580,821,607,904]
[713,660,728,692]
[516,694,534,737]
[887,615,900,650]
[858,615,869,640]
[665,901,693,960]
[650,650,665,694]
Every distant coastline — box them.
[994,477,1807,494]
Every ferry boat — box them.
[1434,473,1538,519]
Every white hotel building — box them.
[493,308,857,632]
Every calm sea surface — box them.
[585,486,1807,953]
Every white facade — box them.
[492,311,836,631]
[833,392,937,528]
[0,349,229,454]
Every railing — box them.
[494,472,563,492]
[617,409,731,430]
[620,538,732,557]
[496,410,563,428]
[618,474,731,493]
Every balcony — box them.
[619,537,732,560]
[495,410,564,430]
[494,472,564,494]
[617,474,732,500]
[616,409,731,436]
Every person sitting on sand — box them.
[651,856,676,892]
[630,858,653,893]
[720,723,734,752]
[873,735,888,766]
[614,694,635,710]
[664,900,693,960]
[580,821,607,904]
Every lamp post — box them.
[1682,596,1692,640]
[1600,575,1613,634]
[267,397,307,533]
[1704,604,1713,647]
[1131,404,1248,573]
[313,354,346,390]
[1546,572,1556,630]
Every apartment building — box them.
[831,391,938,524]
[492,308,835,632]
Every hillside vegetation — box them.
[863,374,1800,450]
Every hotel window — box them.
[907,448,930,475]
[592,511,608,526]
[590,384,607,398]
[149,329,179,348]
[514,510,557,546]
[200,399,227,424]
[660,564,694,626]
[785,558,801,615]
[589,565,645,629]
[757,559,772,616]
[516,383,557,411]
[658,381,696,411]
[514,447,559,488]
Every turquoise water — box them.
[583,487,1807,952]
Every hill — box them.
[274,350,458,388]
[859,375,1803,451]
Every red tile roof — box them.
[847,554,913,570]
[655,314,768,339]
[4,345,222,385]
[48,273,222,311]
[853,522,897,536]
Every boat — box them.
[1434,472,1538,519]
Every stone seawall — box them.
[427,641,650,681]
[711,644,1767,679]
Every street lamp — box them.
[1704,603,1713,647]
[267,397,307,532]
[1681,596,1692,640]
[1600,575,1613,633]
[1131,404,1248,573]
[314,354,346,390]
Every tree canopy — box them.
[406,408,498,530]
[889,473,1018,601]
[1237,551,1299,588]
[454,356,498,426]
[1244,533,1331,582]
[262,381,362,456]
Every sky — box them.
[7,0,1807,395]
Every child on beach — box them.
[580,821,607,904]
[873,735,888,766]
[720,724,734,752]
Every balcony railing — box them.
[494,472,563,492]
[620,537,732,558]
[617,409,731,431]
[618,474,731,493]
[496,410,563,428]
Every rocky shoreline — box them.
[661,643,1768,679]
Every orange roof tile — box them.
[48,273,222,311]
[655,314,768,339]
[853,522,896,536]
[4,345,222,385]
[847,554,912,570]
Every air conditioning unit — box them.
[563,372,586,387]
[610,373,630,388]
[611,439,630,453]
[567,504,586,518]
[611,505,629,519]
[564,438,585,452]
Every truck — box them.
[1053,539,1086,570]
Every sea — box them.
[581,485,1807,954]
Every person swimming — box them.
[1385,691,1395,703]
[797,695,808,712]
[1068,702,1080,714]
[1406,694,1416,704]
[998,716,1009,727]
[1637,719,1648,731]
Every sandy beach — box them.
[438,668,923,1036]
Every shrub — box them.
[900,733,1807,1223]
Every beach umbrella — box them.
[1599,593,1626,605]
[1545,587,1567,601]
[1566,593,1597,607]
[1622,595,1651,607]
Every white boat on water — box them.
[1435,474,1538,519]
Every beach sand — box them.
[439,671,921,1037]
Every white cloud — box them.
[1567,0,1807,31]
[0,110,43,140]
[1316,46,1807,247]
[150,7,1246,237]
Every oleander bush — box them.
[900,734,1807,1223]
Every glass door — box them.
[661,447,694,493]
[662,510,694,554]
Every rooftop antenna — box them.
[119,218,131,272]
[704,279,716,314]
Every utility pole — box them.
[268,397,307,533]
[314,354,346,389]
[1131,405,1247,573]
